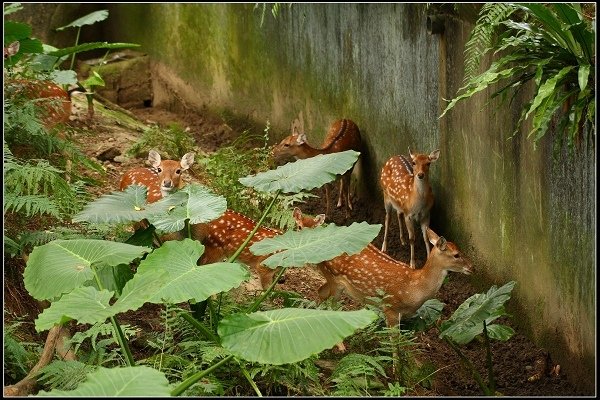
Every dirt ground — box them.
[4,93,591,396]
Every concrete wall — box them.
[12,3,595,391]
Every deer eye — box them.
[284,143,290,147]
[157,167,162,173]
[176,169,181,174]
[453,254,460,258]
[412,161,416,165]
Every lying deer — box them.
[119,150,195,232]
[292,209,470,328]
[119,150,195,203]
[272,119,362,217]
[163,208,326,289]
[380,148,440,268]
[5,78,84,130]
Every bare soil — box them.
[3,94,590,396]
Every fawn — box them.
[163,208,326,289]
[272,119,362,217]
[380,148,440,268]
[119,150,195,203]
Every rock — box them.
[96,146,122,161]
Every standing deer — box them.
[293,207,471,328]
[380,148,440,268]
[272,119,362,217]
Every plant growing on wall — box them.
[441,3,595,154]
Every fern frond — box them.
[3,193,62,218]
[463,3,517,84]
[36,360,94,391]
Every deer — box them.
[380,148,440,268]
[5,78,85,130]
[292,208,472,329]
[162,208,326,289]
[119,150,195,233]
[119,150,195,203]
[272,119,362,218]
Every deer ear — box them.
[148,150,161,168]
[296,133,307,144]
[436,236,447,251]
[427,227,439,246]
[429,149,440,162]
[314,214,326,226]
[180,152,195,170]
[408,146,415,159]
[292,207,302,220]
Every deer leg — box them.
[397,210,406,246]
[421,219,431,257]
[404,214,416,268]
[381,200,393,253]
[337,177,344,209]
[324,184,331,217]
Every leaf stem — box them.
[171,354,234,396]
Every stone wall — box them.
[11,3,595,391]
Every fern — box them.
[4,321,40,381]
[330,353,388,396]
[69,322,138,356]
[36,360,94,391]
[3,193,62,219]
[463,3,516,84]
[248,356,324,396]
[200,128,273,220]
[125,123,197,160]
[3,146,91,219]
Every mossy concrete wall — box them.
[13,3,595,391]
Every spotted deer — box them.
[380,148,440,268]
[294,207,472,328]
[163,208,326,289]
[5,78,84,130]
[272,119,362,217]
[119,150,195,203]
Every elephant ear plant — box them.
[425,281,517,396]
[441,3,595,154]
[25,150,383,396]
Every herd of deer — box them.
[5,71,472,331]
[119,118,473,330]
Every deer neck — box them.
[416,259,448,299]
[296,143,325,159]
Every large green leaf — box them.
[37,366,171,397]
[134,239,249,304]
[250,222,381,268]
[55,10,109,31]
[35,287,114,332]
[35,270,168,332]
[239,150,360,193]
[72,185,157,224]
[439,281,516,345]
[24,239,150,301]
[147,184,227,233]
[219,308,378,365]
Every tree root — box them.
[3,325,76,397]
